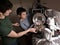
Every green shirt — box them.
[0,17,17,45]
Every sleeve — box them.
[0,25,12,36]
[45,28,51,33]
[53,25,60,30]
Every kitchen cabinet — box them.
[41,0,60,11]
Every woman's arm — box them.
[8,28,36,38]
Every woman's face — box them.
[4,9,12,16]
[0,13,5,19]
[20,12,27,19]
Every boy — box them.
[0,0,36,45]
[16,7,31,30]
[16,7,33,45]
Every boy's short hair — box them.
[16,7,26,15]
[0,0,13,13]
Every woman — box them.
[0,0,36,45]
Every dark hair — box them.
[16,7,26,15]
[0,0,13,13]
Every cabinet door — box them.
[41,0,60,11]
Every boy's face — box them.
[20,12,27,19]
[4,9,12,16]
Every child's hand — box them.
[12,23,19,26]
[35,22,41,25]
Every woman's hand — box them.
[28,28,37,33]
[12,23,19,26]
